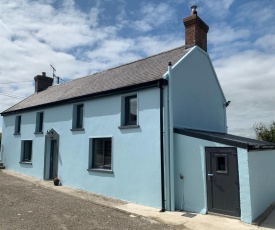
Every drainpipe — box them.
[167,62,175,211]
[159,80,166,212]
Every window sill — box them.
[13,133,21,136]
[70,128,85,131]
[34,132,43,135]
[118,125,140,129]
[87,168,113,174]
[19,161,32,165]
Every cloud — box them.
[215,47,275,138]
[131,3,175,32]
[255,34,275,52]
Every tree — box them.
[254,122,275,143]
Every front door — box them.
[205,147,240,217]
[49,140,58,179]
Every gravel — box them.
[0,171,181,230]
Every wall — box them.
[248,150,275,222]
[174,133,231,214]
[237,148,252,223]
[2,87,162,208]
[170,47,227,133]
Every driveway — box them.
[0,170,179,230]
[1,170,275,230]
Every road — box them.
[0,171,180,230]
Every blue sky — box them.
[0,0,275,137]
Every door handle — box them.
[207,173,213,180]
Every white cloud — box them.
[255,34,275,52]
[131,3,175,32]
[209,24,250,45]
[215,48,275,138]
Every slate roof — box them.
[174,128,275,151]
[2,46,190,115]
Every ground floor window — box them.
[21,140,32,162]
[90,138,112,170]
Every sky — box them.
[0,0,275,138]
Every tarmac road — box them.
[0,171,180,230]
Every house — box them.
[1,6,275,224]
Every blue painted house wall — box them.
[247,150,275,222]
[174,133,275,224]
[2,88,162,208]
[170,47,226,133]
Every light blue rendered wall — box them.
[171,47,227,133]
[174,133,256,224]
[237,148,252,223]
[2,112,46,178]
[2,87,162,208]
[248,150,275,222]
[174,133,230,213]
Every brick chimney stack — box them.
[183,5,209,52]
[34,72,53,93]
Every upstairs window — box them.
[124,95,137,126]
[35,112,44,133]
[14,115,21,134]
[72,104,84,130]
[21,140,32,163]
[90,138,112,170]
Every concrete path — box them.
[2,170,275,230]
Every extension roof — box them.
[2,46,190,115]
[174,128,275,151]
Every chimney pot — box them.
[191,5,197,15]
[42,72,46,76]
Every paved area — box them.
[1,170,275,230]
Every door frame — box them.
[44,129,59,180]
[205,147,240,217]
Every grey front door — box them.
[49,140,58,179]
[205,147,240,217]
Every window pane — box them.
[15,116,21,134]
[23,141,32,162]
[18,116,21,133]
[93,139,104,168]
[92,138,112,170]
[76,104,83,128]
[104,140,112,169]
[217,156,227,172]
[125,95,137,125]
[129,97,137,122]
[38,112,43,132]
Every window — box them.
[72,104,84,130]
[216,155,227,173]
[123,95,137,126]
[35,112,44,133]
[21,140,32,163]
[14,115,21,134]
[90,138,112,170]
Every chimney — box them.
[183,5,209,52]
[34,72,53,93]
